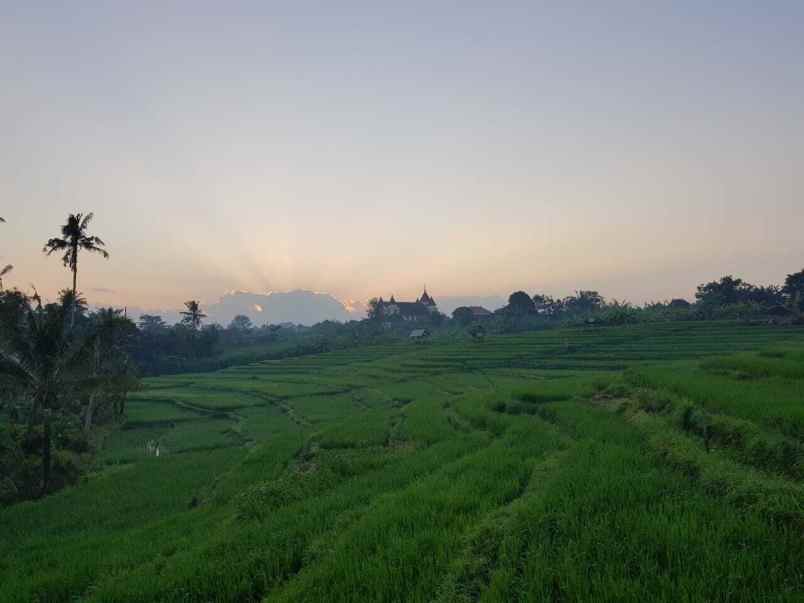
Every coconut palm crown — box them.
[43,213,109,296]
[180,300,206,330]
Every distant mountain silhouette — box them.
[204,290,352,326]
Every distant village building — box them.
[377,288,438,322]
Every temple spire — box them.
[419,286,435,306]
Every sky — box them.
[1,2,802,312]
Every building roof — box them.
[396,301,430,315]
[379,298,431,316]
[377,288,437,318]
[418,288,436,306]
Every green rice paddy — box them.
[2,321,803,601]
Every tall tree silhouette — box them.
[180,300,206,330]
[84,308,137,430]
[57,289,88,323]
[0,265,12,291]
[43,213,109,298]
[0,293,91,496]
[0,217,10,290]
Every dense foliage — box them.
[1,213,135,503]
[0,290,137,502]
[119,269,804,377]
[449,270,804,332]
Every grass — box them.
[1,321,803,601]
[628,361,804,439]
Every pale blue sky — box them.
[2,2,802,309]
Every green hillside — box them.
[2,321,803,602]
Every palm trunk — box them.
[118,356,129,418]
[70,250,78,328]
[40,419,51,498]
[84,392,96,433]
[28,398,40,430]
[85,342,100,432]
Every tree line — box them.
[0,214,224,502]
[0,213,137,502]
[0,240,243,503]
[451,271,804,331]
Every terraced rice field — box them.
[2,321,803,601]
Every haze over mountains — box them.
[206,290,352,326]
[123,290,508,327]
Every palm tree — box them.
[84,308,137,430]
[0,218,10,290]
[57,289,88,323]
[138,314,167,333]
[180,300,206,330]
[0,294,90,496]
[43,213,109,297]
[0,265,12,290]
